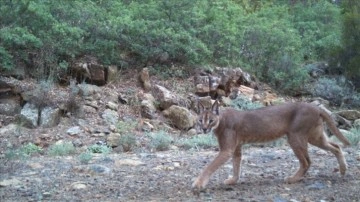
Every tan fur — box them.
[192,101,350,190]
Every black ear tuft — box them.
[211,100,219,115]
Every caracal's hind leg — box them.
[286,133,311,183]
[224,145,242,185]
[308,131,347,176]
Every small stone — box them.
[71,182,87,190]
[106,101,118,110]
[115,159,145,167]
[0,178,21,187]
[67,126,82,136]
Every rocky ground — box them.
[1,144,360,202]
[1,68,360,202]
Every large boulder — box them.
[77,83,101,97]
[40,107,61,128]
[106,133,121,147]
[162,105,196,130]
[152,85,178,110]
[20,103,39,128]
[141,100,156,119]
[101,109,119,125]
[0,98,21,116]
[89,64,106,85]
[336,110,360,121]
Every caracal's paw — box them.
[284,176,303,184]
[191,177,208,192]
[340,164,347,176]
[224,177,238,185]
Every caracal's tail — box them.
[320,109,350,146]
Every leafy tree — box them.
[339,0,360,80]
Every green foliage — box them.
[339,0,360,78]
[290,1,342,61]
[116,120,137,134]
[118,134,137,152]
[148,130,173,151]
[20,143,42,156]
[177,134,217,150]
[230,95,263,111]
[311,77,351,105]
[78,152,93,164]
[1,0,353,93]
[4,143,42,160]
[47,142,76,156]
[347,126,360,146]
[87,144,112,154]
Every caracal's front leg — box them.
[192,151,232,190]
[224,145,242,185]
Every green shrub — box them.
[20,143,42,156]
[4,143,42,160]
[230,95,263,111]
[87,144,112,154]
[47,142,76,156]
[4,149,24,160]
[148,131,173,151]
[118,134,137,152]
[78,152,93,164]
[116,120,137,134]
[311,77,350,105]
[347,127,360,146]
[177,134,217,150]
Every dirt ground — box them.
[1,144,360,202]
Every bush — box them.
[177,133,217,150]
[20,143,42,156]
[47,142,76,156]
[148,131,173,151]
[311,77,351,105]
[78,152,93,164]
[116,120,137,134]
[87,144,112,154]
[118,134,137,152]
[4,143,42,160]
[230,95,263,111]
[347,127,360,146]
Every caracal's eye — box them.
[209,119,214,123]
[198,119,203,124]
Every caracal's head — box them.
[197,101,220,134]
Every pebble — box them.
[0,178,22,187]
[71,182,87,190]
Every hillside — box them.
[1,66,360,201]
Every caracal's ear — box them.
[211,100,219,115]
[198,101,205,114]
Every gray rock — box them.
[306,181,326,190]
[102,109,119,125]
[336,110,360,121]
[106,133,121,147]
[67,126,82,136]
[106,101,118,111]
[141,99,156,119]
[163,105,196,130]
[77,84,101,96]
[40,107,61,128]
[20,103,39,128]
[0,98,21,116]
[152,85,178,110]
